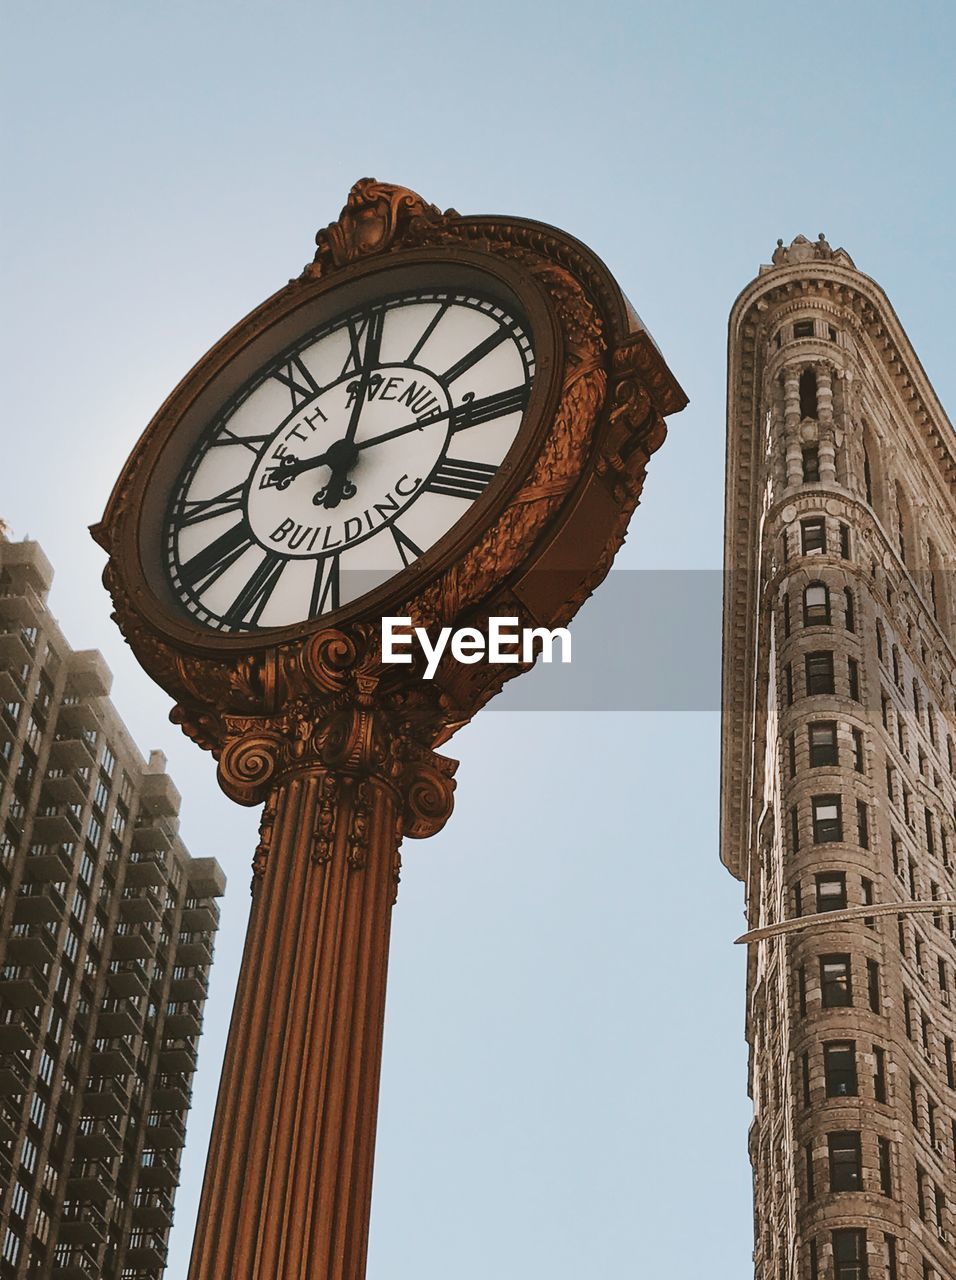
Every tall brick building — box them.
[722,235,956,1279]
[0,535,225,1278]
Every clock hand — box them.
[354,384,529,453]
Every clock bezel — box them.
[122,249,562,653]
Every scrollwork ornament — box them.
[308,179,452,277]
[312,776,338,866]
[217,731,284,806]
[401,754,458,840]
[347,780,372,870]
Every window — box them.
[867,959,882,1013]
[798,965,807,1017]
[884,1235,898,1280]
[817,873,847,913]
[840,523,851,559]
[821,955,852,1007]
[876,620,885,662]
[844,587,856,631]
[848,657,860,701]
[874,1046,887,1103]
[802,518,826,555]
[828,325,838,342]
[828,1132,862,1191]
[812,795,842,842]
[809,721,838,766]
[892,645,902,687]
[806,651,834,694]
[806,1143,815,1199]
[824,1042,857,1096]
[853,728,865,772]
[862,877,875,927]
[857,800,869,849]
[782,592,791,637]
[917,1163,927,1219]
[802,1051,811,1107]
[800,367,818,418]
[945,1038,954,1089]
[804,582,830,625]
[802,446,820,482]
[785,662,793,705]
[809,1238,819,1280]
[878,1136,893,1195]
[791,806,800,852]
[794,320,815,339]
[788,732,796,778]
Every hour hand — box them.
[263,453,302,490]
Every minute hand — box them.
[356,385,530,453]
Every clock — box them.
[165,286,535,633]
[93,178,686,730]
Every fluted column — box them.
[187,685,456,1280]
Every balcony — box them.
[0,669,23,702]
[0,1055,30,1096]
[82,1078,130,1117]
[131,1197,174,1229]
[30,809,80,847]
[4,924,57,966]
[140,769,180,819]
[88,1041,136,1079]
[125,1244,167,1270]
[41,772,87,808]
[110,929,155,962]
[168,973,207,1002]
[96,1004,140,1038]
[131,823,173,854]
[74,1119,121,1158]
[144,1112,187,1149]
[175,936,213,966]
[151,1081,190,1111]
[120,889,163,925]
[65,649,112,699]
[0,1103,17,1145]
[52,1258,99,1280]
[48,735,95,771]
[138,1156,180,1188]
[56,702,101,737]
[66,1164,114,1203]
[180,902,218,931]
[158,1041,197,1074]
[107,962,150,999]
[163,1009,201,1038]
[0,541,53,595]
[12,882,65,924]
[23,843,73,881]
[0,1008,40,1052]
[0,971,45,1009]
[186,857,227,898]
[125,855,168,889]
[0,629,31,669]
[59,1205,107,1245]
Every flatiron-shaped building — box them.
[722,236,956,1280]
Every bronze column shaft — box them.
[188,769,400,1280]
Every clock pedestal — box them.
[187,673,456,1280]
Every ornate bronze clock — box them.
[93,180,686,1280]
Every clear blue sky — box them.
[3,3,954,1276]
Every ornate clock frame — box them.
[92,180,686,1280]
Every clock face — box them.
[164,288,535,632]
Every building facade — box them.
[0,535,226,1278]
[722,236,956,1280]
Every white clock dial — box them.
[165,289,535,632]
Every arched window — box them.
[843,588,856,633]
[799,368,818,419]
[804,582,830,626]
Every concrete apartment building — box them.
[722,235,956,1280]
[0,535,225,1278]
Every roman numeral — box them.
[179,521,255,593]
[310,554,340,616]
[221,552,286,630]
[211,428,271,453]
[425,458,498,501]
[272,354,321,410]
[441,328,509,385]
[340,308,385,377]
[178,483,246,527]
[407,302,449,363]
[390,525,424,568]
[449,384,530,433]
